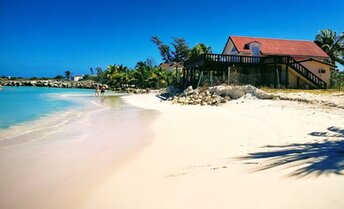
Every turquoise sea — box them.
[0,86,95,130]
[0,86,158,208]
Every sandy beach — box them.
[0,97,158,209]
[1,94,343,209]
[80,94,344,209]
[2,0,343,208]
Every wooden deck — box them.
[183,54,326,89]
[184,54,263,68]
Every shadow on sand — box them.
[237,126,344,178]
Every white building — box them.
[72,75,84,81]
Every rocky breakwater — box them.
[124,88,152,94]
[169,84,275,106]
[0,79,101,89]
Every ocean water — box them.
[0,86,159,209]
[0,86,95,130]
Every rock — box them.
[209,85,243,99]
[167,84,276,106]
[219,97,227,103]
[0,79,100,90]
[195,99,202,103]
[241,93,257,100]
[242,85,274,99]
[254,89,275,99]
[242,85,256,94]
[228,86,245,99]
[183,86,193,94]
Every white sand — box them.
[0,97,158,209]
[81,94,344,209]
[1,94,343,209]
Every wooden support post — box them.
[274,59,277,88]
[285,64,289,88]
[186,68,189,87]
[259,64,264,86]
[176,65,179,86]
[208,70,211,85]
[189,68,195,84]
[276,66,280,89]
[192,68,196,86]
[227,66,231,85]
[197,71,203,88]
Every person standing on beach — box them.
[95,85,99,97]
[100,85,106,96]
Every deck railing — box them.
[184,54,263,68]
[184,54,327,89]
[265,55,326,88]
[287,57,327,89]
[184,55,205,68]
[204,54,262,64]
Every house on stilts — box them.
[183,35,336,89]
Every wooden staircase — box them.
[184,54,328,89]
[272,56,327,89]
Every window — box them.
[244,43,250,49]
[230,47,238,54]
[249,42,261,56]
[319,69,326,74]
[251,46,260,56]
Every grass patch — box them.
[260,87,343,95]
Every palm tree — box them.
[189,43,212,59]
[65,70,71,80]
[315,29,344,65]
[152,67,171,88]
[134,62,153,88]
[105,64,130,87]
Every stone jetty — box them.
[0,79,101,89]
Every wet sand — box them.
[0,97,158,209]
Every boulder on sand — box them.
[168,84,275,106]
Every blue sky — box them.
[0,0,343,77]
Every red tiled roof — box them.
[230,36,329,58]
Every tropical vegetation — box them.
[315,29,344,65]
[75,31,344,90]
[85,37,211,89]
[151,36,212,63]
[314,29,344,89]
[330,70,344,90]
[88,59,175,89]
[64,70,71,80]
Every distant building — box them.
[159,62,183,73]
[72,75,84,81]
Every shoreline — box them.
[0,95,159,209]
[0,79,99,89]
[0,93,104,143]
[80,94,344,209]
[0,86,126,132]
[1,92,343,209]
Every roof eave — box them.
[297,58,337,67]
[222,36,239,54]
[261,52,329,59]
